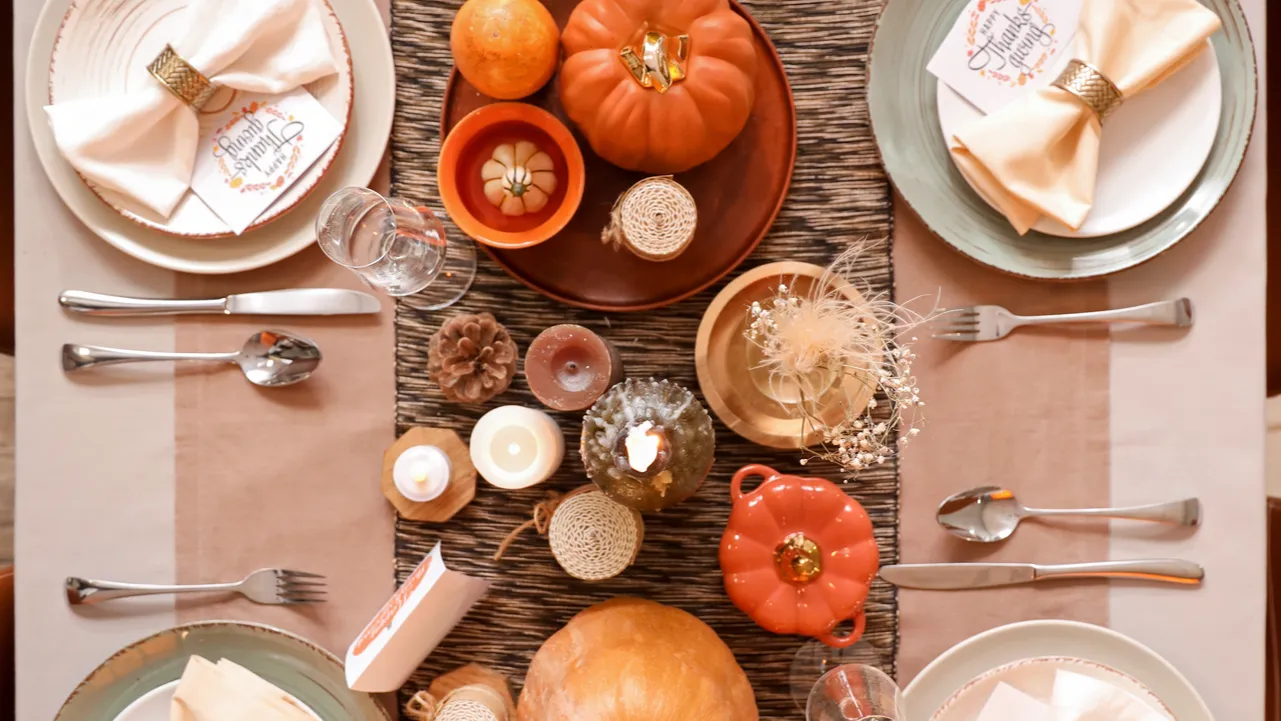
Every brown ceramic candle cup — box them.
[525,325,624,411]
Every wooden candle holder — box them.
[382,428,476,522]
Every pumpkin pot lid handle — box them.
[730,464,779,503]
[817,609,867,649]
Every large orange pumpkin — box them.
[451,0,560,100]
[518,598,759,720]
[559,0,758,174]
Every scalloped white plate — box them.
[48,0,354,238]
[929,656,1171,721]
[904,621,1213,721]
[27,0,394,273]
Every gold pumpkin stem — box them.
[619,31,691,93]
[774,532,823,584]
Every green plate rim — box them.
[54,620,391,721]
[868,0,1258,281]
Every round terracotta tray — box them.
[440,0,797,312]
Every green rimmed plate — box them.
[55,621,389,721]
[868,0,1257,280]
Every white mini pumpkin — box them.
[481,141,558,216]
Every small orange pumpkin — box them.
[559,0,758,173]
[451,0,560,100]
[719,464,880,648]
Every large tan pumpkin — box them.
[518,598,759,720]
[559,0,758,174]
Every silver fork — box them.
[933,298,1193,342]
[65,568,326,605]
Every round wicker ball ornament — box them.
[601,176,698,262]
[548,486,644,581]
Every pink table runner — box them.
[172,255,395,654]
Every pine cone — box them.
[428,312,518,404]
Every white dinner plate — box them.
[937,42,1222,238]
[113,678,323,721]
[930,657,1170,721]
[27,0,393,274]
[48,0,354,238]
[903,621,1214,721]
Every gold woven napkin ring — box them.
[1052,59,1123,121]
[148,44,219,110]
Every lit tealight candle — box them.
[624,421,662,473]
[470,406,565,489]
[613,420,672,483]
[392,445,452,502]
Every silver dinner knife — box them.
[59,289,382,317]
[879,560,1204,589]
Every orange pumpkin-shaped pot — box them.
[719,464,879,647]
[559,0,758,173]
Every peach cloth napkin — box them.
[44,0,338,219]
[950,0,1222,234]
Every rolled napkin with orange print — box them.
[44,0,338,219]
[950,0,1222,235]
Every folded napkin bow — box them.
[950,0,1222,235]
[45,0,339,219]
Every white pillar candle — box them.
[393,445,452,502]
[470,406,564,489]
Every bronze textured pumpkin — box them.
[518,598,758,720]
[559,0,758,174]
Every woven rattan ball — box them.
[437,699,499,721]
[601,176,697,261]
[548,488,644,581]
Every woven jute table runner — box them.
[390,0,896,716]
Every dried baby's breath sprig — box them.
[745,241,937,477]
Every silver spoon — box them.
[937,486,1201,543]
[62,330,322,387]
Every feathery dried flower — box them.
[744,240,937,477]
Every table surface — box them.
[12,1,1268,720]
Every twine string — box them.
[492,492,563,561]
[405,685,508,721]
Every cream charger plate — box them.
[48,0,353,238]
[27,0,393,273]
[904,621,1213,721]
[869,0,1256,280]
[937,42,1222,238]
[54,621,388,721]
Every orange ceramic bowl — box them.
[438,103,586,250]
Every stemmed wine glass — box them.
[804,663,903,721]
[790,638,898,713]
[315,187,476,307]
